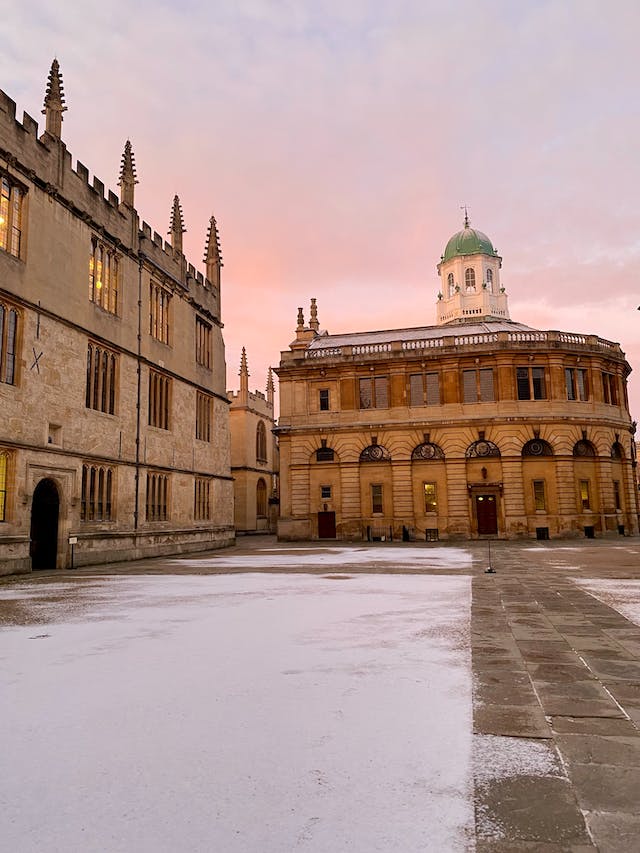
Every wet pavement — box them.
[2,535,640,851]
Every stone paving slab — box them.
[586,813,640,853]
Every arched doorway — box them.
[30,479,60,570]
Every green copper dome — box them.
[442,221,498,262]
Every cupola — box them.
[436,211,509,325]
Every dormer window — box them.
[465,268,476,292]
[447,273,455,296]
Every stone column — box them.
[446,459,470,538]
[391,460,413,538]
[502,457,527,537]
[340,462,362,540]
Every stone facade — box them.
[0,61,234,574]
[276,226,639,542]
[228,350,279,533]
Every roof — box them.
[442,226,498,263]
[307,319,536,350]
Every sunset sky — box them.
[2,1,639,417]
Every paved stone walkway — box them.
[473,543,640,852]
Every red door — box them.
[318,512,336,538]
[475,495,498,535]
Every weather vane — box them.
[460,204,470,228]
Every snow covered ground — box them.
[0,573,473,853]
[575,578,640,627]
[174,545,473,572]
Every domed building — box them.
[275,220,639,541]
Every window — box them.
[533,480,546,511]
[447,272,455,296]
[256,421,268,462]
[146,472,169,521]
[194,477,211,520]
[0,175,24,259]
[486,269,493,288]
[579,480,591,511]
[321,485,332,499]
[516,366,546,400]
[196,392,212,442]
[409,372,440,406]
[424,483,437,513]
[81,464,114,521]
[465,268,476,291]
[257,478,267,517]
[89,238,119,314]
[319,388,330,411]
[0,301,19,385]
[148,371,171,429]
[316,447,334,462]
[359,376,388,409]
[149,281,171,344]
[0,450,9,521]
[602,372,619,405]
[565,367,589,401]
[195,316,212,368]
[86,343,117,414]
[462,368,495,403]
[613,480,622,511]
[371,484,383,514]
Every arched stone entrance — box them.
[30,479,60,570]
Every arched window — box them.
[411,442,445,460]
[611,441,624,460]
[0,301,19,385]
[465,268,476,292]
[573,439,596,457]
[360,444,391,462]
[256,478,267,517]
[447,272,455,296]
[466,439,500,458]
[0,449,9,521]
[256,421,267,462]
[522,439,554,457]
[486,269,493,289]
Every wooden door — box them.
[475,494,498,535]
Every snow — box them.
[574,578,640,626]
[0,573,474,852]
[174,546,473,571]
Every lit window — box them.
[0,449,9,521]
[0,301,19,386]
[195,316,212,368]
[194,477,211,521]
[89,238,119,314]
[371,484,383,514]
[146,472,169,521]
[149,281,171,344]
[424,482,437,513]
[86,343,117,414]
[0,175,24,259]
[533,480,546,511]
[465,268,476,291]
[81,464,114,521]
[579,480,591,511]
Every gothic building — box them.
[276,223,639,541]
[0,60,234,574]
[228,350,279,533]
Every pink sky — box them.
[2,1,639,418]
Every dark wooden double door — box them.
[475,494,498,535]
[318,511,336,539]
